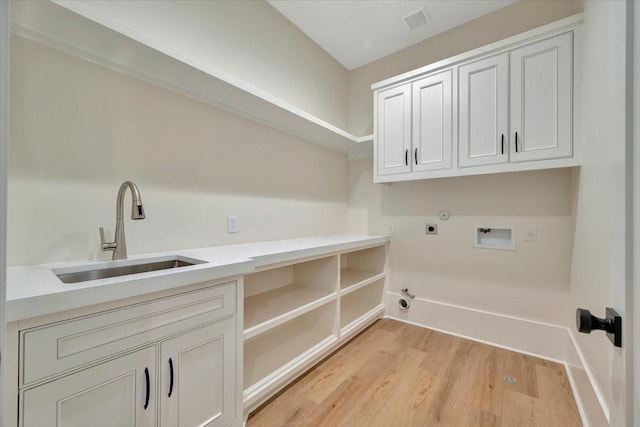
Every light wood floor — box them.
[247,319,581,427]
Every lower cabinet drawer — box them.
[21,281,236,386]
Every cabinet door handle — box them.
[414,148,418,165]
[168,358,174,398]
[144,367,150,410]
[501,134,505,155]
[405,149,408,166]
[515,132,519,152]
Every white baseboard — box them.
[385,292,609,427]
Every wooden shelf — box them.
[340,268,384,294]
[11,1,371,153]
[244,285,336,341]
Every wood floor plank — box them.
[301,327,397,404]
[246,369,322,427]
[247,319,582,427]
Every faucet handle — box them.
[99,227,117,252]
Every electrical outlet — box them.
[523,226,537,242]
[387,224,395,235]
[227,216,239,234]
[425,224,438,235]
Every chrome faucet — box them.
[99,181,146,260]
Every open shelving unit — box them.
[243,302,337,406]
[11,0,373,153]
[340,279,385,336]
[340,245,386,295]
[243,243,388,417]
[243,256,338,340]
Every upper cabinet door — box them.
[412,70,453,172]
[376,84,412,176]
[458,53,509,167]
[510,32,572,162]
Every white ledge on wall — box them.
[10,0,370,154]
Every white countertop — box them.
[6,234,389,322]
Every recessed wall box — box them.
[425,224,438,235]
[473,226,516,251]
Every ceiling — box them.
[267,0,518,70]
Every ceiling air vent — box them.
[402,7,430,31]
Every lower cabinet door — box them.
[22,346,156,427]
[160,319,237,427]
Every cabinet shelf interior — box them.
[340,279,385,329]
[340,246,385,290]
[244,256,337,331]
[243,302,336,389]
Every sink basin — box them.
[53,256,207,284]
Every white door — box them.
[510,32,572,162]
[0,3,9,426]
[412,69,452,172]
[376,83,412,176]
[458,53,509,167]
[160,319,236,427]
[634,4,640,426]
[573,2,633,425]
[22,346,156,427]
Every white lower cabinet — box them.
[19,281,240,427]
[160,319,236,427]
[23,346,157,427]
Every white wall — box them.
[570,1,632,423]
[8,35,348,266]
[350,159,575,325]
[52,0,349,130]
[347,0,583,327]
[347,0,583,135]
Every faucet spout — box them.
[117,181,146,220]
[100,181,146,260]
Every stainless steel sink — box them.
[53,256,207,284]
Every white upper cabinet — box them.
[376,84,412,176]
[375,69,453,180]
[372,15,580,183]
[412,70,453,172]
[510,32,573,162]
[458,53,509,168]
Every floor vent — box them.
[503,375,518,384]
